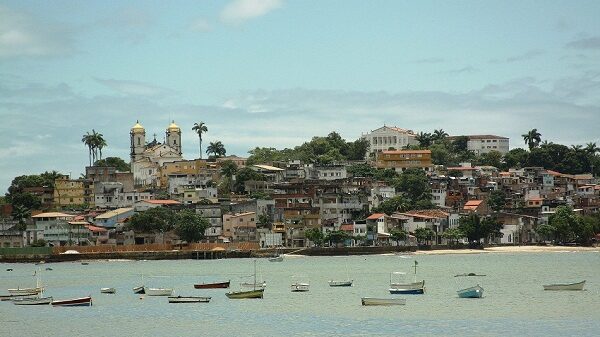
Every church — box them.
[130,120,184,187]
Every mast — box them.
[253,260,257,291]
[413,261,418,283]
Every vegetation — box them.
[546,206,600,245]
[127,207,210,243]
[414,227,435,245]
[233,167,266,194]
[441,227,464,245]
[247,132,369,165]
[458,214,503,244]
[192,122,208,159]
[206,141,226,158]
[522,128,542,150]
[30,239,47,247]
[94,157,130,172]
[219,160,238,194]
[82,129,107,166]
[325,230,351,247]
[175,210,210,243]
[305,227,324,247]
[390,228,408,245]
[487,190,507,212]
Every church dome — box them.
[131,120,145,132]
[167,120,180,131]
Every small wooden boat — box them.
[1,294,38,301]
[328,280,353,287]
[291,282,310,292]
[361,297,406,306]
[51,296,92,307]
[269,255,283,262]
[457,285,484,298]
[194,281,230,289]
[12,296,53,305]
[455,273,486,277]
[100,288,116,294]
[389,262,425,295]
[8,287,43,296]
[81,262,89,265]
[6,268,13,271]
[543,280,586,291]
[133,286,145,294]
[145,287,173,296]
[168,296,211,303]
[226,288,264,299]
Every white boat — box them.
[168,296,211,303]
[361,297,406,306]
[133,274,145,294]
[241,281,267,289]
[7,288,41,296]
[328,280,353,287]
[12,296,53,305]
[145,287,173,296]
[269,255,284,262]
[389,261,425,295]
[291,275,310,292]
[543,280,586,291]
[101,288,116,294]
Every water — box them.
[1,252,599,337]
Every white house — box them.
[448,135,510,155]
[361,126,418,157]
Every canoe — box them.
[194,281,230,289]
[168,296,211,303]
[361,297,406,306]
[291,282,310,292]
[457,285,484,298]
[133,286,145,294]
[389,280,425,294]
[328,280,353,287]
[145,288,173,296]
[8,287,43,295]
[543,280,586,291]
[101,288,116,294]
[13,296,53,305]
[226,288,264,299]
[51,296,92,307]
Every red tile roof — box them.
[367,213,386,220]
[143,200,181,205]
[340,224,354,231]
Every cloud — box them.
[489,50,544,64]
[94,6,155,44]
[442,66,478,75]
[220,0,282,25]
[189,18,212,32]
[94,78,176,97]
[0,5,75,58]
[566,36,600,50]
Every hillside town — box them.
[1,121,599,252]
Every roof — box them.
[95,208,134,219]
[167,120,180,130]
[367,213,386,220]
[143,200,181,205]
[397,209,449,219]
[340,224,354,231]
[67,221,89,225]
[252,164,284,171]
[32,212,73,218]
[86,224,108,233]
[447,167,477,171]
[224,212,256,218]
[131,121,144,131]
[381,150,431,155]
[460,135,508,140]
[464,200,484,211]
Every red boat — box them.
[51,296,92,307]
[194,280,230,289]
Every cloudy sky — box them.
[1,0,599,192]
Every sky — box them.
[1,0,599,192]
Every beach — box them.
[416,245,600,255]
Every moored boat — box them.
[457,285,484,298]
[226,288,264,299]
[145,287,173,296]
[194,281,230,289]
[389,261,425,295]
[8,287,43,296]
[101,288,116,294]
[241,281,266,289]
[12,296,53,305]
[269,255,283,262]
[1,294,38,301]
[328,280,353,287]
[291,282,310,292]
[133,286,145,294]
[168,296,211,303]
[543,280,586,291]
[361,297,406,306]
[51,296,92,307]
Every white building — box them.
[305,164,347,180]
[94,182,152,208]
[361,126,418,157]
[450,135,510,155]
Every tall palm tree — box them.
[12,205,30,232]
[206,141,226,158]
[585,142,599,156]
[82,132,95,166]
[415,132,433,148]
[522,129,542,150]
[432,129,448,142]
[93,131,107,161]
[192,122,208,159]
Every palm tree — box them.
[82,132,95,166]
[206,141,226,158]
[12,205,30,232]
[432,129,448,142]
[415,132,433,148]
[192,122,208,159]
[93,131,107,161]
[522,129,542,150]
[585,142,599,156]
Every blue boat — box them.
[457,285,484,298]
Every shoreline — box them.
[415,245,600,255]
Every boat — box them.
[457,285,484,298]
[241,281,266,289]
[269,255,284,262]
[12,296,53,305]
[389,261,425,295]
[1,294,38,301]
[7,288,41,296]
[543,280,586,291]
[361,297,406,306]
[291,276,310,292]
[328,280,353,287]
[133,274,145,294]
[100,288,116,294]
[168,296,211,303]
[226,260,264,299]
[81,262,89,265]
[194,280,230,289]
[145,287,173,296]
[455,273,486,277]
[51,296,92,307]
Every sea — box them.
[1,251,599,337]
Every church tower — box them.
[166,120,182,155]
[130,120,146,162]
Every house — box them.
[463,200,488,214]
[86,224,109,245]
[53,176,94,208]
[32,212,86,246]
[447,135,510,155]
[134,199,181,212]
[366,213,393,244]
[393,209,459,245]
[216,155,248,168]
[447,163,478,178]
[182,186,218,204]
[222,212,257,242]
[305,164,347,181]
[94,208,135,228]
[195,204,223,241]
[0,219,23,248]
[251,164,285,183]
[361,126,418,157]
[375,150,433,172]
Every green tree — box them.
[414,227,435,245]
[192,122,208,159]
[305,227,324,247]
[390,228,408,245]
[392,168,435,210]
[325,230,350,247]
[441,228,464,245]
[415,132,433,147]
[127,207,177,233]
[373,196,408,215]
[206,141,226,158]
[535,223,556,242]
[12,204,31,231]
[175,210,210,243]
[458,214,503,243]
[522,128,542,150]
[95,157,130,171]
[432,129,448,143]
[233,167,266,194]
[487,190,506,212]
[30,239,47,247]
[502,148,529,170]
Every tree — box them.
[233,167,265,194]
[175,210,210,243]
[487,190,506,212]
[82,131,95,166]
[502,148,529,170]
[220,160,238,178]
[522,128,542,150]
[432,129,448,143]
[373,196,408,215]
[93,130,107,161]
[127,207,177,233]
[12,204,30,232]
[535,223,556,243]
[30,239,47,247]
[415,132,433,148]
[192,122,208,159]
[206,141,226,158]
[392,168,435,210]
[325,230,350,247]
[441,228,464,245]
[305,227,324,247]
[390,228,408,245]
[95,157,130,171]
[414,227,434,245]
[584,142,599,156]
[458,214,503,244]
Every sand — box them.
[415,245,600,255]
